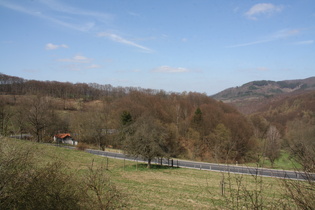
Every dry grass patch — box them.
[3,138,296,209]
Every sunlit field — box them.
[2,138,298,209]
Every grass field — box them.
[244,150,302,170]
[3,138,297,209]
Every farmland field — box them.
[1,138,299,209]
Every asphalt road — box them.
[85,148,315,181]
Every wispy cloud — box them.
[152,66,190,73]
[0,1,38,16]
[45,43,68,50]
[23,69,40,74]
[57,55,92,63]
[57,55,101,71]
[128,11,140,17]
[0,0,153,52]
[227,28,301,48]
[62,64,81,72]
[227,39,270,48]
[37,0,113,23]
[256,67,270,71]
[272,29,300,39]
[293,40,314,45]
[86,64,101,69]
[245,3,283,20]
[97,32,153,52]
[181,38,188,42]
[0,0,109,32]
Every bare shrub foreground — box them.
[0,137,127,210]
[1,137,314,209]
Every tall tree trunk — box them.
[147,158,151,168]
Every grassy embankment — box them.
[245,151,302,170]
[3,138,295,209]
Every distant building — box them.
[53,133,78,145]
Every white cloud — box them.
[38,0,113,22]
[152,66,189,73]
[97,32,153,52]
[57,55,92,63]
[62,64,81,71]
[233,7,240,13]
[86,64,101,69]
[245,3,283,20]
[128,11,140,17]
[45,43,68,50]
[293,40,314,45]
[0,0,109,32]
[227,39,270,48]
[256,67,269,71]
[272,29,300,39]
[57,55,102,71]
[0,1,155,52]
[227,28,301,48]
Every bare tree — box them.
[82,160,127,209]
[205,123,235,162]
[25,96,54,142]
[265,125,281,167]
[280,120,315,209]
[123,114,169,168]
[0,101,13,136]
[287,120,315,172]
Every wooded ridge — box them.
[212,76,315,114]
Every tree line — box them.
[1,73,315,169]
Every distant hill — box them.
[212,77,315,114]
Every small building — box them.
[53,133,78,145]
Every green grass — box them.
[245,150,302,170]
[3,138,297,209]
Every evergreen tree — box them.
[121,111,132,126]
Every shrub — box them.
[76,142,89,151]
[0,138,128,209]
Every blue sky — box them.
[0,0,314,95]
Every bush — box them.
[0,139,81,209]
[76,142,89,151]
[81,160,128,209]
[208,172,288,209]
[0,138,128,209]
[18,162,82,210]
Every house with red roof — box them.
[53,133,78,145]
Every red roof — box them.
[54,133,71,139]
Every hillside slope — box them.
[212,77,315,114]
[0,73,255,163]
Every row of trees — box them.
[0,73,170,101]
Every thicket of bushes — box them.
[0,137,127,209]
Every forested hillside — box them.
[249,90,315,170]
[1,73,315,169]
[212,77,315,114]
[0,73,254,163]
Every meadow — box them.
[0,138,299,209]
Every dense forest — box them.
[1,73,314,168]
